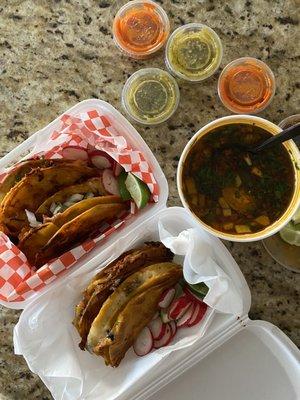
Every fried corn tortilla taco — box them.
[34,202,126,268]
[73,242,173,349]
[36,177,107,218]
[87,262,182,353]
[19,196,124,268]
[0,158,68,204]
[0,161,99,237]
[102,285,169,367]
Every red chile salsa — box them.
[182,124,295,234]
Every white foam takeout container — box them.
[0,100,298,399]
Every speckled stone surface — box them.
[0,0,299,398]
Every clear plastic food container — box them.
[122,68,180,125]
[165,23,223,82]
[113,0,170,59]
[0,100,297,400]
[218,57,276,114]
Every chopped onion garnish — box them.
[235,175,242,187]
[63,200,76,208]
[244,154,252,166]
[50,202,57,214]
[25,209,42,228]
[63,193,85,208]
[51,193,91,216]
[68,193,84,203]
[53,203,63,215]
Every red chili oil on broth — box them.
[182,124,295,235]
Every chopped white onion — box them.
[244,154,252,166]
[62,194,85,208]
[50,202,57,214]
[25,209,42,228]
[84,192,94,199]
[53,203,63,215]
[63,201,76,208]
[67,193,84,203]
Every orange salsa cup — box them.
[113,0,170,59]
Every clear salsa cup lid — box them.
[165,23,223,82]
[122,67,180,125]
[218,57,276,114]
[113,0,170,59]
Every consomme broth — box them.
[182,124,295,235]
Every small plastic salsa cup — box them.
[165,23,223,82]
[122,67,180,125]
[218,57,276,114]
[113,0,170,59]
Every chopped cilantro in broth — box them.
[182,124,295,234]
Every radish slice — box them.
[113,162,123,177]
[102,169,120,195]
[183,286,206,304]
[152,311,159,320]
[62,146,89,161]
[90,150,114,169]
[86,143,95,154]
[174,283,183,299]
[168,296,193,321]
[148,318,166,341]
[187,302,208,327]
[168,320,177,337]
[177,303,195,328]
[158,287,176,309]
[153,324,172,349]
[133,327,153,356]
[160,308,171,324]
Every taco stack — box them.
[0,159,128,268]
[74,242,183,367]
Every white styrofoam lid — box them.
[147,320,300,400]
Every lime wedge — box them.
[118,171,131,201]
[279,222,300,246]
[125,173,150,209]
[292,206,300,225]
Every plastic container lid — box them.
[218,57,276,114]
[165,23,223,82]
[122,68,180,125]
[146,321,300,400]
[113,0,170,59]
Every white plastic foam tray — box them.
[0,99,168,309]
[14,207,300,400]
[1,99,299,399]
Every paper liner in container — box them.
[14,207,247,400]
[0,102,160,306]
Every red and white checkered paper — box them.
[0,109,159,303]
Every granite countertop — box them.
[0,0,299,398]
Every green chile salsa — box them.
[182,124,295,234]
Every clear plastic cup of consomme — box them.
[122,67,180,125]
[113,0,170,59]
[165,23,223,82]
[218,57,276,114]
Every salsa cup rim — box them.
[177,115,300,242]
